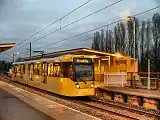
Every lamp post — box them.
[128,16,136,88]
[148,59,150,89]
[13,54,14,62]
[13,52,19,62]
[19,53,23,62]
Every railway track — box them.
[0,74,159,120]
[84,99,160,120]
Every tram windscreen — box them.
[75,64,93,81]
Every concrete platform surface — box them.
[0,88,54,120]
[99,86,160,99]
[0,81,101,120]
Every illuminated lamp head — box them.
[114,53,122,58]
[127,16,132,20]
[127,16,135,21]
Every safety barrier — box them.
[104,72,127,87]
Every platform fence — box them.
[127,72,160,90]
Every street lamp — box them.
[127,16,136,88]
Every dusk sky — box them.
[0,0,159,61]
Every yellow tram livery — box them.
[11,55,95,96]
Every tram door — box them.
[42,62,48,83]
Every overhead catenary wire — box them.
[33,5,160,51]
[7,0,94,49]
[46,22,152,50]
[5,5,160,58]
[20,19,155,56]
[40,30,160,57]
[6,19,160,57]
[46,21,154,50]
[33,34,160,57]
[20,0,124,48]
[48,36,94,49]
[26,1,160,49]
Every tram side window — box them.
[48,63,61,77]
[14,66,17,73]
[17,65,21,73]
[48,63,54,76]
[38,64,42,75]
[23,65,25,74]
[62,62,73,79]
[28,64,30,74]
[54,63,61,77]
[29,64,33,75]
[13,65,16,73]
[42,62,48,76]
[27,64,29,74]
[33,64,37,75]
[68,63,73,79]
[20,64,25,74]
[20,65,22,73]
[33,63,42,75]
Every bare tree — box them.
[114,26,120,52]
[127,20,134,57]
[92,32,101,50]
[100,29,104,51]
[91,12,160,72]
[152,13,160,72]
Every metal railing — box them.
[127,72,160,90]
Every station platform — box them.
[0,81,100,120]
[96,86,160,110]
[0,88,54,120]
[98,86,160,99]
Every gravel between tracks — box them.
[0,75,159,120]
[85,101,157,120]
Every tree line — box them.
[0,60,12,73]
[92,13,160,72]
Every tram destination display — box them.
[73,58,92,64]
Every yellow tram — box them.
[11,55,95,96]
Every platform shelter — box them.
[0,43,15,53]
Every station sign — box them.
[73,58,92,63]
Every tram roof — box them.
[20,48,134,62]
[13,54,93,65]
[13,56,64,65]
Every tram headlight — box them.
[91,84,94,88]
[91,82,95,88]
[75,83,80,88]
